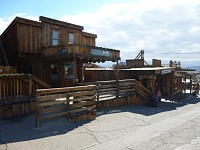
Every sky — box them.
[0,0,200,67]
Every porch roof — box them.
[176,70,200,76]
[119,66,175,71]
[86,66,175,72]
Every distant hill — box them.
[184,66,200,72]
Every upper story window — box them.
[69,33,74,44]
[52,30,59,46]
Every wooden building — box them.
[85,66,175,96]
[85,58,176,96]
[1,16,120,87]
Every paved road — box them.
[1,95,200,150]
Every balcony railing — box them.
[42,44,120,61]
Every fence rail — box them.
[0,73,51,100]
[77,79,152,102]
[35,85,97,127]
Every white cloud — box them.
[0,13,38,34]
[1,0,200,67]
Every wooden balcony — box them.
[42,44,120,62]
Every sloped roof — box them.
[176,70,200,76]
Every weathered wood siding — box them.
[126,59,144,68]
[41,22,82,47]
[152,59,161,67]
[18,23,41,53]
[81,32,96,46]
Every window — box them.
[69,33,74,44]
[50,64,58,80]
[52,30,59,46]
[64,62,73,80]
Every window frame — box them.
[69,33,75,44]
[52,29,59,46]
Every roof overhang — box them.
[176,70,200,76]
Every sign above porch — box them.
[91,49,111,57]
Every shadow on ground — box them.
[0,94,199,145]
[0,113,91,144]
[97,95,200,117]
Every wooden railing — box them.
[42,44,120,61]
[0,73,51,100]
[134,80,152,101]
[77,79,152,102]
[172,90,183,101]
[35,85,97,127]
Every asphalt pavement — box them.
[1,95,200,150]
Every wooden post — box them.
[29,75,32,97]
[0,79,1,99]
[184,76,186,97]
[10,76,13,96]
[116,60,119,98]
[73,45,77,85]
[16,77,19,97]
[3,78,5,99]
[36,118,40,128]
[81,62,85,83]
[20,77,23,96]
[190,75,192,94]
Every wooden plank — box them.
[67,101,96,109]
[0,79,2,99]
[69,90,96,97]
[37,100,68,107]
[119,82,135,87]
[70,95,96,102]
[36,105,67,114]
[36,111,70,120]
[29,77,32,96]
[3,79,5,98]
[97,84,117,89]
[98,90,118,96]
[36,85,96,94]
[37,93,68,101]
[68,105,96,114]
[118,85,134,90]
[97,80,117,85]
[98,87,118,92]
[119,89,135,93]
[28,25,33,52]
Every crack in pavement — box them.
[83,105,200,150]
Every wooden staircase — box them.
[134,80,152,103]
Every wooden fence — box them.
[78,79,151,101]
[0,66,16,74]
[0,73,51,119]
[77,79,152,109]
[35,85,97,127]
[0,73,51,100]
